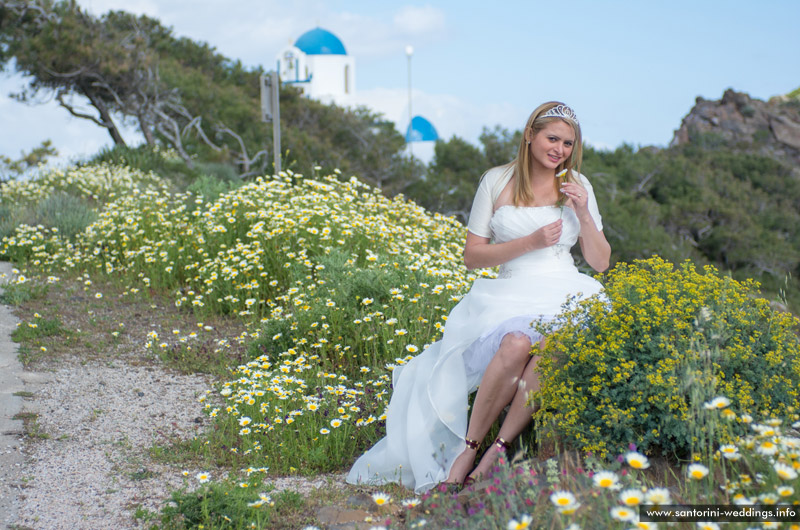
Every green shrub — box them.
[33,192,97,240]
[0,192,96,243]
[536,256,800,459]
[11,315,67,342]
[157,473,304,529]
[185,173,240,204]
[196,161,241,184]
[87,144,192,184]
[0,204,14,241]
[0,279,48,305]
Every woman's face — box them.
[526,120,575,172]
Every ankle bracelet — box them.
[465,437,480,450]
[494,437,511,451]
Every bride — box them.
[347,101,611,493]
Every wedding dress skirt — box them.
[346,205,604,493]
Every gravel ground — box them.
[12,358,337,530]
[15,359,213,530]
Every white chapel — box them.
[275,27,355,107]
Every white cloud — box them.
[355,87,520,142]
[352,86,523,164]
[341,6,447,60]
[79,1,319,68]
[393,5,446,35]
[79,1,442,69]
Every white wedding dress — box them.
[346,182,604,494]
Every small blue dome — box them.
[294,27,347,55]
[406,116,439,142]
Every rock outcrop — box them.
[671,89,800,166]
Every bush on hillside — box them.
[535,256,800,459]
[0,191,97,244]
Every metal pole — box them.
[406,45,413,157]
[270,70,281,175]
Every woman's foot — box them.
[465,437,512,483]
[443,437,480,485]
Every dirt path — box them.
[0,262,342,529]
[0,261,27,529]
[0,262,216,529]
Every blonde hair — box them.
[506,101,583,206]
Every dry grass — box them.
[12,273,248,373]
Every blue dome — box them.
[294,27,347,55]
[406,116,439,142]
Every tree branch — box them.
[155,108,193,168]
[40,64,88,79]
[184,115,223,152]
[90,79,125,108]
[214,124,253,172]
[633,169,658,195]
[55,90,106,127]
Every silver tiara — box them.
[540,104,579,125]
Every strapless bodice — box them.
[489,205,581,278]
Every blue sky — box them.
[1,0,798,165]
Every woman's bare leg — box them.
[445,333,532,484]
[468,351,542,480]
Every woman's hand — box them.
[464,219,561,270]
[558,182,612,272]
[528,219,562,249]
[559,181,588,212]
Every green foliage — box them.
[581,145,700,267]
[86,144,243,203]
[184,173,241,204]
[158,474,309,529]
[418,135,486,222]
[1,2,156,146]
[0,140,58,182]
[408,126,519,222]
[536,256,800,459]
[480,125,522,167]
[0,280,48,306]
[583,143,800,311]
[196,162,241,184]
[36,192,98,239]
[0,191,95,242]
[0,204,13,242]
[87,144,196,184]
[276,94,412,192]
[11,314,67,342]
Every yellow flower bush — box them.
[536,256,800,458]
